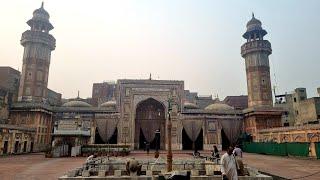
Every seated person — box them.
[212,145,220,158]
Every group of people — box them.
[211,145,242,158]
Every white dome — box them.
[205,103,234,111]
[100,100,116,107]
[62,100,92,107]
[184,102,199,109]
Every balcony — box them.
[241,40,272,57]
[21,30,56,50]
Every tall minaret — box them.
[241,14,273,108]
[18,2,56,102]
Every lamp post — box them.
[167,97,173,172]
[155,129,160,158]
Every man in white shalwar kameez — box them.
[221,146,238,180]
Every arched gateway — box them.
[134,98,166,150]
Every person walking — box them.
[233,145,244,175]
[233,145,243,158]
[221,146,238,180]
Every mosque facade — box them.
[1,4,278,154]
[49,79,244,151]
[4,4,253,152]
[3,4,319,156]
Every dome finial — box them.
[41,2,44,9]
[252,12,255,18]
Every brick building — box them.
[92,81,116,106]
[275,87,320,126]
[223,96,248,110]
[6,3,57,152]
[0,67,20,102]
[241,14,283,140]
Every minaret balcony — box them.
[241,40,271,57]
[21,30,56,50]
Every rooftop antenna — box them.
[77,90,80,99]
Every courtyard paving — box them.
[199,151,320,180]
[240,152,320,180]
[0,151,319,180]
[0,153,86,180]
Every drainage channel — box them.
[259,171,289,180]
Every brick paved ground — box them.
[0,153,86,180]
[198,151,320,180]
[240,152,320,180]
[0,151,319,180]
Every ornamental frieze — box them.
[293,134,305,142]
[308,133,320,142]
[280,134,290,142]
[15,133,22,139]
[131,87,171,92]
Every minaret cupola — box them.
[27,2,53,33]
[243,13,267,42]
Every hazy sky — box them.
[1,0,319,99]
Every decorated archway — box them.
[95,118,119,144]
[182,128,203,150]
[221,128,230,150]
[135,98,166,150]
[95,127,118,144]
